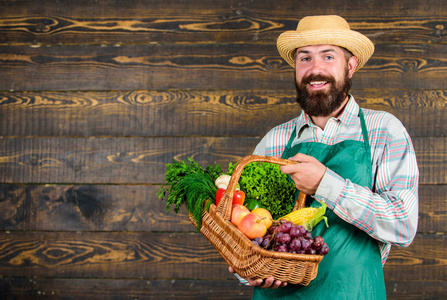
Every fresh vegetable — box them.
[216,189,246,206]
[280,202,328,231]
[156,158,223,231]
[215,188,226,206]
[233,190,245,205]
[215,174,231,189]
[227,162,296,219]
[244,199,265,210]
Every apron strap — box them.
[358,108,372,164]
[284,109,370,158]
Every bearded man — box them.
[230,15,419,300]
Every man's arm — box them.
[313,127,419,247]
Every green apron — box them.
[253,109,386,299]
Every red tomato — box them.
[233,190,245,205]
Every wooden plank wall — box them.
[0,0,445,298]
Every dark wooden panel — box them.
[0,231,443,281]
[1,89,446,138]
[0,184,443,233]
[0,137,258,184]
[0,136,443,184]
[0,231,233,280]
[386,280,447,300]
[384,233,446,281]
[0,184,193,232]
[0,278,254,300]
[0,0,445,45]
[1,278,445,300]
[1,43,446,91]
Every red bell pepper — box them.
[215,188,226,206]
[233,190,245,205]
[216,189,246,206]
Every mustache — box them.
[301,74,336,84]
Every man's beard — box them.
[295,69,352,117]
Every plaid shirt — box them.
[254,96,419,266]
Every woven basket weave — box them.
[190,155,323,285]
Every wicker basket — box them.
[190,155,323,285]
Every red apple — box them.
[230,204,250,227]
[238,213,267,239]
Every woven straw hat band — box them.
[276,15,374,71]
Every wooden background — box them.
[0,0,445,299]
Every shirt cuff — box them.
[314,168,345,209]
[234,273,251,286]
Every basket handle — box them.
[216,155,307,221]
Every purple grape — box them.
[278,233,291,245]
[290,226,302,238]
[298,225,307,236]
[252,240,260,246]
[289,238,301,251]
[312,240,322,250]
[253,237,263,244]
[300,239,311,251]
[281,221,293,233]
[261,235,272,248]
[274,245,288,253]
[314,236,324,244]
[304,231,313,240]
[296,250,306,254]
[319,243,329,255]
[306,248,317,255]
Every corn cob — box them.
[280,203,328,231]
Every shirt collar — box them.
[295,94,359,131]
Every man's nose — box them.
[310,58,325,74]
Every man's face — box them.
[294,45,358,117]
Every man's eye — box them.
[300,57,310,61]
[325,56,334,60]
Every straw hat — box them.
[277,15,374,71]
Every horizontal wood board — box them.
[0,231,444,282]
[0,136,444,184]
[0,0,446,46]
[1,89,446,138]
[0,278,445,300]
[0,184,443,233]
[1,43,446,91]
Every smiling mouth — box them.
[309,81,328,86]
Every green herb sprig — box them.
[156,158,222,231]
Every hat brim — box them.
[277,29,374,71]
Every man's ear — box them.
[347,56,358,78]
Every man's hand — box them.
[280,153,326,195]
[229,266,287,289]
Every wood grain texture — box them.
[1,43,446,91]
[0,0,444,298]
[1,89,446,138]
[0,184,443,233]
[0,136,444,184]
[1,278,445,300]
[0,0,445,45]
[0,231,443,281]
[0,278,254,300]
